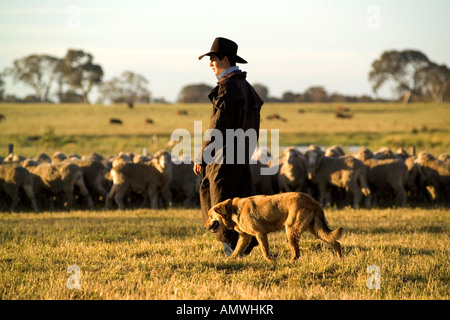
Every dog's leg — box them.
[287,220,311,261]
[230,233,252,259]
[286,227,301,261]
[255,233,272,262]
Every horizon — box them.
[1,0,449,103]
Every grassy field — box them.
[0,102,449,300]
[0,207,448,300]
[0,102,449,158]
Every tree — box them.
[59,90,84,103]
[0,72,4,101]
[369,50,430,103]
[99,71,151,106]
[329,93,350,103]
[252,83,269,102]
[304,86,329,102]
[281,91,296,103]
[177,83,213,103]
[59,49,103,104]
[415,63,450,104]
[4,54,60,102]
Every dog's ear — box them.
[225,198,233,214]
[216,198,233,217]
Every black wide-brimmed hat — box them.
[198,37,248,64]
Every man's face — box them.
[209,55,230,76]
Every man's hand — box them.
[193,163,203,176]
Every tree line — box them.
[0,49,151,106]
[178,49,450,104]
[1,48,449,104]
[177,82,385,104]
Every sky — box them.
[1,0,449,102]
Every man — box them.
[194,37,264,256]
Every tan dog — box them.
[205,192,343,262]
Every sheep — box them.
[403,155,430,204]
[308,144,325,155]
[266,113,287,122]
[51,151,67,163]
[116,151,134,162]
[354,147,409,207]
[335,111,354,119]
[177,110,188,116]
[0,164,38,212]
[81,152,104,162]
[392,148,430,204]
[335,106,354,119]
[249,161,279,195]
[169,161,201,207]
[248,148,279,195]
[305,146,371,208]
[3,153,26,164]
[278,147,307,193]
[133,154,153,164]
[33,153,51,164]
[370,147,429,204]
[67,153,81,161]
[395,148,411,160]
[106,150,173,210]
[69,158,108,207]
[325,145,346,157]
[24,160,94,210]
[438,153,449,167]
[373,147,395,159]
[414,151,450,204]
[109,118,123,125]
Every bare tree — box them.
[99,71,151,106]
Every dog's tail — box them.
[311,209,343,244]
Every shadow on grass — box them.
[343,244,439,257]
[343,225,446,235]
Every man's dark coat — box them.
[199,70,264,248]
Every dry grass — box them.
[0,101,449,300]
[0,207,448,300]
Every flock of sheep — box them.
[0,144,449,212]
[254,145,449,208]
